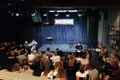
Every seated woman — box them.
[66,54,77,80]
[79,50,92,66]
[41,58,62,80]
[47,65,58,80]
[7,50,18,71]
[28,51,36,66]
[96,47,111,80]
[76,65,98,80]
[109,53,120,80]
[40,55,52,77]
[88,64,98,80]
[76,51,98,80]
[31,55,44,76]
[76,65,89,80]
[17,51,28,72]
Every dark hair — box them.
[80,52,87,58]
[41,51,45,54]
[49,65,55,70]
[56,48,59,51]
[114,53,120,61]
[46,48,50,51]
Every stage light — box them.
[57,10,67,13]
[95,48,101,52]
[16,13,19,16]
[78,14,82,17]
[68,10,78,12]
[44,22,49,24]
[32,13,36,16]
[49,10,55,13]
[66,14,70,17]
[55,14,59,17]
[55,19,74,25]
[43,14,47,16]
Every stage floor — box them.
[39,43,87,52]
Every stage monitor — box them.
[54,19,74,25]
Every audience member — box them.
[0,41,120,80]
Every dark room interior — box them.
[0,0,120,80]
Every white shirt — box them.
[50,55,60,63]
[76,70,89,78]
[28,40,38,47]
[76,57,81,63]
[28,53,35,61]
[47,70,58,80]
[79,57,89,65]
[88,69,98,80]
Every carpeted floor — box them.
[0,69,66,80]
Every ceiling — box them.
[33,0,120,8]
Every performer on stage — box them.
[24,40,38,53]
[76,42,83,50]
[75,42,83,53]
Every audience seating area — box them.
[0,41,120,80]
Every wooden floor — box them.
[0,69,66,80]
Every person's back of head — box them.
[46,48,50,52]
[80,52,87,59]
[100,46,109,57]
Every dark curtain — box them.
[33,16,88,46]
[87,9,99,48]
[33,10,99,48]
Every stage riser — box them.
[39,44,87,52]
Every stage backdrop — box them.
[34,16,87,42]
[33,13,99,51]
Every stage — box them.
[38,43,88,52]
